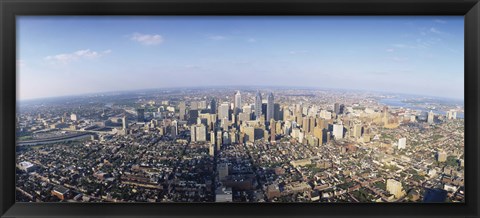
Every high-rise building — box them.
[178,102,186,120]
[333,124,344,140]
[210,131,216,145]
[70,113,78,121]
[274,103,281,121]
[383,106,389,118]
[447,110,457,120]
[255,91,262,120]
[197,100,207,110]
[190,125,196,142]
[196,125,206,142]
[242,104,253,114]
[353,124,362,138]
[230,130,237,144]
[427,110,435,124]
[270,119,276,142]
[188,110,199,125]
[218,103,230,120]
[398,137,407,149]
[386,179,405,199]
[136,108,145,122]
[222,131,230,145]
[190,124,206,142]
[262,103,267,120]
[209,144,215,156]
[234,91,242,113]
[267,92,274,122]
[190,101,199,110]
[437,151,447,162]
[216,130,223,150]
[210,98,217,114]
[308,116,316,134]
[244,126,255,142]
[334,103,340,115]
[339,104,345,114]
[302,117,310,133]
[122,115,128,130]
[313,126,323,145]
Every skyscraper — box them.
[255,91,262,120]
[386,179,405,199]
[196,124,207,142]
[122,115,127,130]
[178,102,186,120]
[447,110,457,120]
[210,98,217,114]
[274,103,281,121]
[353,124,362,138]
[427,110,434,124]
[333,124,344,140]
[136,108,145,122]
[218,103,230,120]
[234,91,242,113]
[398,137,406,149]
[267,92,274,122]
[270,119,276,142]
[334,103,340,115]
[70,113,78,121]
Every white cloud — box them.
[289,50,309,55]
[247,38,257,43]
[386,48,395,52]
[392,44,408,48]
[429,27,442,34]
[208,35,227,41]
[130,32,164,45]
[389,56,409,62]
[44,49,111,64]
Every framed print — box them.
[1,0,479,217]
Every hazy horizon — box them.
[17,16,464,100]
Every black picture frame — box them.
[1,0,479,217]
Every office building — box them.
[334,103,340,115]
[255,91,262,119]
[267,92,274,122]
[386,179,405,199]
[178,102,186,120]
[313,126,323,145]
[447,110,457,120]
[270,119,276,142]
[333,124,344,140]
[437,151,447,162]
[428,110,434,124]
[353,124,362,138]
[234,91,242,114]
[398,137,407,149]
[218,103,230,120]
[210,98,217,114]
[70,113,78,121]
[244,126,255,142]
[136,108,145,122]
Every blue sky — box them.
[17,16,464,100]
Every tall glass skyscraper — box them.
[255,91,262,120]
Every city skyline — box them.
[17,16,464,100]
[16,87,465,203]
